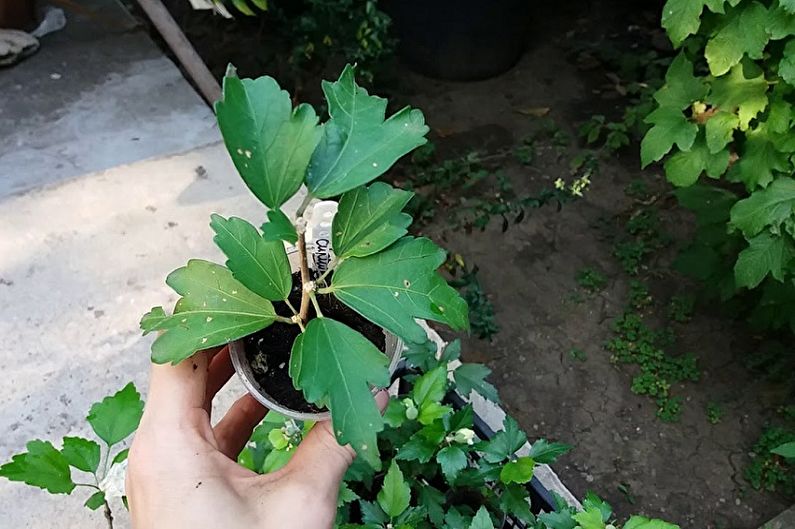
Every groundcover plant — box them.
[1,66,680,529]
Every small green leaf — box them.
[211,214,291,300]
[641,107,698,167]
[377,460,411,518]
[771,441,795,458]
[215,69,321,209]
[705,2,770,76]
[623,516,680,529]
[332,182,413,258]
[262,448,293,473]
[61,437,100,473]
[112,449,129,466]
[229,0,255,16]
[306,65,429,198]
[730,178,795,237]
[85,490,106,511]
[709,64,769,131]
[395,433,437,463]
[729,125,791,189]
[437,446,468,482]
[87,383,144,446]
[573,507,606,529]
[338,482,360,507]
[583,491,613,521]
[653,54,707,110]
[664,136,730,187]
[329,237,469,344]
[780,41,795,86]
[290,318,389,467]
[418,485,446,526]
[360,500,389,525]
[453,363,500,403]
[481,416,527,463]
[418,402,452,425]
[767,5,795,39]
[500,456,535,484]
[527,439,572,464]
[0,440,74,494]
[383,398,408,428]
[499,483,534,523]
[142,260,277,364]
[734,232,795,288]
[261,208,298,244]
[469,506,496,529]
[411,366,448,409]
[705,111,739,153]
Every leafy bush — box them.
[643,0,795,332]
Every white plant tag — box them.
[305,200,338,276]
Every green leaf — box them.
[623,516,680,529]
[453,363,500,402]
[709,64,769,131]
[780,40,795,86]
[437,446,468,482]
[481,416,527,463]
[783,0,795,13]
[418,402,452,425]
[735,232,795,288]
[527,439,572,464]
[329,237,469,344]
[705,111,739,153]
[215,68,321,209]
[418,485,446,526]
[290,318,389,467]
[332,182,413,258]
[641,107,698,168]
[661,0,723,47]
[772,441,795,458]
[377,460,411,518]
[306,65,429,198]
[705,2,770,76]
[0,440,74,494]
[111,449,129,466]
[87,383,144,446]
[664,136,730,186]
[573,507,606,529]
[210,214,291,301]
[262,448,293,473]
[411,366,448,408]
[360,500,389,525]
[730,125,792,189]
[539,509,578,529]
[767,6,795,39]
[675,185,738,225]
[500,456,535,485]
[469,506,495,529]
[767,88,793,134]
[338,482,360,507]
[499,483,534,523]
[229,0,255,16]
[85,490,106,511]
[142,260,277,364]
[730,178,795,236]
[61,437,100,473]
[261,208,298,244]
[583,491,613,521]
[384,398,408,428]
[395,433,437,463]
[654,54,707,110]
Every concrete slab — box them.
[760,505,795,529]
[0,142,304,528]
[0,0,219,199]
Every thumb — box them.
[286,391,389,492]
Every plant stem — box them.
[297,231,312,324]
[295,193,314,219]
[275,315,296,325]
[309,292,323,318]
[315,257,343,286]
[284,298,299,316]
[103,500,114,529]
[74,482,101,489]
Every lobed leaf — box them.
[527,438,572,464]
[499,456,535,484]
[641,107,698,168]
[708,64,769,131]
[653,54,707,110]
[87,382,144,446]
[734,232,795,288]
[704,2,770,76]
[328,237,469,344]
[142,260,277,364]
[332,182,413,259]
[61,437,101,474]
[376,460,411,518]
[210,214,291,300]
[290,318,389,467]
[261,208,298,244]
[469,506,496,529]
[481,416,527,463]
[0,440,74,494]
[663,135,730,187]
[624,516,680,529]
[453,363,500,403]
[306,65,429,198]
[730,178,795,237]
[215,67,321,209]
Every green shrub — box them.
[644,0,795,332]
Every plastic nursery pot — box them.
[230,330,404,421]
[381,0,532,81]
[230,232,404,421]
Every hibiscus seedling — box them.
[140,64,469,467]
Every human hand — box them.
[127,346,383,529]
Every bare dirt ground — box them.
[394,4,791,528]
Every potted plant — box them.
[140,63,469,467]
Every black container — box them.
[382,0,532,81]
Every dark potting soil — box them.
[243,272,387,414]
